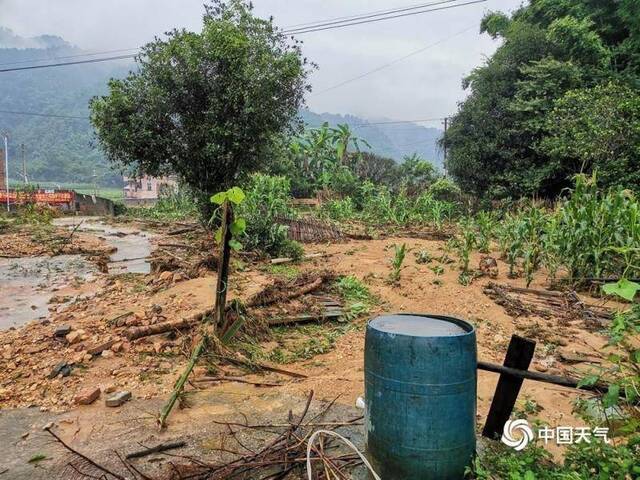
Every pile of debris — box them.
[47,391,365,480]
[483,282,612,328]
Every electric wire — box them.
[312,25,476,95]
[282,0,461,33]
[281,0,486,35]
[0,0,485,73]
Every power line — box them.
[0,54,135,73]
[281,0,486,35]
[312,24,476,96]
[0,0,483,73]
[0,47,139,68]
[282,0,461,33]
[283,0,449,29]
[0,109,89,120]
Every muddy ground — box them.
[0,216,616,478]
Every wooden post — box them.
[158,199,233,429]
[482,335,536,439]
[214,199,233,332]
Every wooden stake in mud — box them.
[214,199,233,333]
[158,199,234,429]
[482,335,536,439]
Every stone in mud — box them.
[48,361,71,379]
[54,325,71,338]
[75,387,101,405]
[65,331,82,344]
[158,271,173,281]
[105,391,131,407]
[87,340,116,356]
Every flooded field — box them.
[0,217,154,330]
[0,255,96,329]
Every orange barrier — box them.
[0,189,75,205]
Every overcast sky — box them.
[1,0,524,125]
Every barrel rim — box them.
[367,313,475,338]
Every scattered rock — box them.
[42,422,54,431]
[101,350,115,359]
[159,271,173,281]
[105,391,131,407]
[54,325,71,338]
[479,256,499,278]
[65,331,82,345]
[75,387,101,405]
[172,272,187,283]
[48,361,71,379]
[87,339,117,356]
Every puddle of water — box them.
[0,255,96,329]
[53,216,153,274]
[0,217,154,330]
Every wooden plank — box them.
[482,335,536,439]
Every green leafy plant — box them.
[388,243,408,284]
[237,174,303,258]
[210,186,247,251]
[452,217,477,284]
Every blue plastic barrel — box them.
[365,313,477,479]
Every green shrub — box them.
[428,177,462,203]
[239,173,302,257]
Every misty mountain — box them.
[0,28,443,186]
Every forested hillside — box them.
[0,29,132,186]
[443,0,640,200]
[0,28,443,186]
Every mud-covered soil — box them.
[0,223,113,258]
[0,219,619,476]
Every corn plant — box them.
[548,174,640,283]
[474,211,496,254]
[453,217,477,278]
[388,243,408,284]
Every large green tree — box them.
[442,0,640,200]
[90,0,310,216]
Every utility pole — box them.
[3,132,8,212]
[21,143,28,184]
[442,117,449,177]
[92,168,98,196]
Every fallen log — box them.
[125,312,211,341]
[123,273,331,341]
[246,275,327,308]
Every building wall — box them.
[123,175,177,200]
[74,193,115,216]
